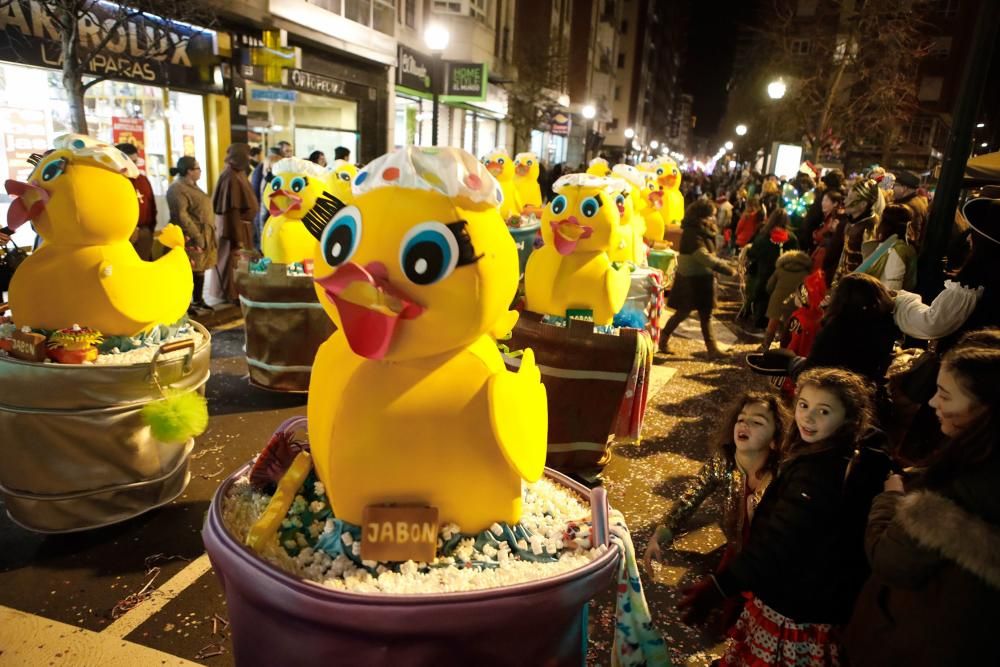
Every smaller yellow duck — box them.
[328,159,358,205]
[524,173,631,325]
[586,157,612,177]
[5,134,191,336]
[483,149,523,221]
[655,157,685,227]
[262,157,338,264]
[612,164,649,265]
[640,173,667,246]
[513,152,543,210]
[307,146,547,534]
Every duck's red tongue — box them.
[330,295,399,359]
[4,179,48,230]
[550,218,593,255]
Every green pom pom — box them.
[141,390,209,443]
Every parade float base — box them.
[0,323,211,533]
[203,465,620,666]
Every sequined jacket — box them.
[658,454,772,548]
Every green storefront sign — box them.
[442,62,487,102]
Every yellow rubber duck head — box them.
[4,134,139,245]
[482,149,515,183]
[541,173,626,255]
[643,172,665,210]
[265,157,335,221]
[328,159,358,204]
[613,164,648,213]
[585,157,612,177]
[513,152,540,181]
[654,157,682,192]
[311,147,518,362]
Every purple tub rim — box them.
[204,464,620,607]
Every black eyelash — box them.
[594,193,603,207]
[303,191,347,240]
[446,220,482,267]
[27,153,43,166]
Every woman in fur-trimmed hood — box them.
[844,329,1000,666]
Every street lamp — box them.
[976,122,986,128]
[424,23,450,146]
[650,140,659,149]
[735,124,747,136]
[582,104,596,119]
[624,128,635,139]
[724,140,734,151]
[767,78,786,100]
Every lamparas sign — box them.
[0,0,218,86]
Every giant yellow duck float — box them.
[328,159,358,204]
[513,152,543,210]
[262,157,339,264]
[4,134,191,336]
[483,149,523,221]
[639,172,667,247]
[523,173,631,325]
[586,157,612,177]
[307,146,547,534]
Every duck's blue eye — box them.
[270,176,283,191]
[615,193,626,208]
[321,205,361,268]
[497,158,505,165]
[339,171,351,182]
[400,222,458,286]
[656,168,664,176]
[580,196,601,218]
[290,176,306,193]
[41,159,66,182]
[551,195,567,215]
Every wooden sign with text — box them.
[9,331,47,362]
[360,505,439,563]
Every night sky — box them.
[682,0,757,141]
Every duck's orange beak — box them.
[485,161,502,176]
[515,164,530,177]
[315,261,424,360]
[549,216,593,255]
[5,179,49,230]
[267,189,303,217]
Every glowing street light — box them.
[650,140,659,149]
[735,124,748,136]
[423,23,450,51]
[624,128,635,139]
[724,140,734,150]
[557,94,570,107]
[767,78,786,100]
[976,122,986,128]
[582,104,596,119]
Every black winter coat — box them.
[715,433,892,625]
[801,313,898,386]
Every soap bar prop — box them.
[9,329,47,362]
[360,505,439,563]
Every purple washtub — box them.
[203,465,619,667]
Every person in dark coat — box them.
[659,199,736,357]
[844,330,1000,666]
[800,169,844,255]
[892,169,929,248]
[212,143,259,303]
[678,368,892,664]
[834,178,882,281]
[745,208,799,328]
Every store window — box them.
[394,95,432,148]
[247,81,359,162]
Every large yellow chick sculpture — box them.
[483,149,523,221]
[655,157,685,227]
[328,159,358,204]
[513,152,542,209]
[4,134,191,335]
[307,146,547,534]
[612,164,649,265]
[262,157,339,264]
[523,173,631,326]
[640,173,667,246]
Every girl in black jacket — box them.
[678,368,891,666]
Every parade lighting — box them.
[735,124,747,136]
[767,78,786,100]
[650,140,659,149]
[582,104,597,119]
[624,128,635,139]
[423,23,450,51]
[725,140,734,150]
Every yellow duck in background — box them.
[262,157,339,264]
[4,134,191,336]
[586,157,612,177]
[523,173,631,325]
[639,172,667,246]
[328,159,358,204]
[612,164,648,265]
[513,152,542,210]
[307,147,547,534]
[655,157,685,228]
[483,149,523,221]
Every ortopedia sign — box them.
[288,69,346,97]
[0,0,218,87]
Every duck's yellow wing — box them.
[607,263,632,311]
[487,348,547,482]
